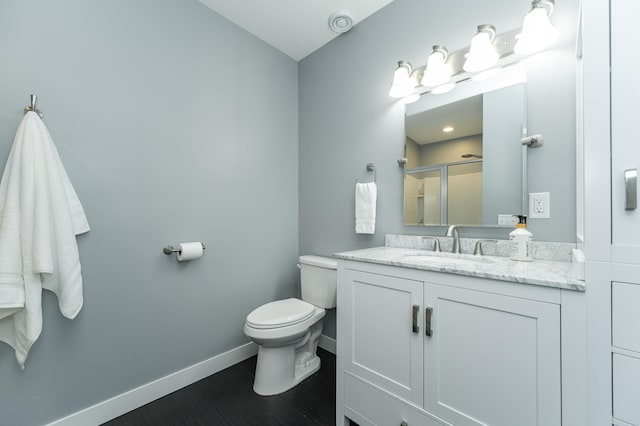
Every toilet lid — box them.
[246,298,315,329]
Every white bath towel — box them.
[355,182,377,234]
[0,274,25,320]
[0,111,89,367]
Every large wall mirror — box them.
[404,66,527,227]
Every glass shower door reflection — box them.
[404,170,441,225]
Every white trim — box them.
[46,342,258,426]
[318,334,336,354]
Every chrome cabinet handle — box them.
[412,305,420,333]
[425,307,433,337]
[625,169,637,210]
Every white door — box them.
[342,268,424,406]
[424,283,561,426]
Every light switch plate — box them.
[498,214,518,226]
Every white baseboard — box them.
[318,334,336,354]
[46,342,258,426]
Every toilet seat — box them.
[246,298,315,329]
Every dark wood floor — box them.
[102,348,336,426]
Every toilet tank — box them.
[299,255,337,309]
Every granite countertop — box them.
[334,246,585,292]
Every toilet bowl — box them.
[243,255,337,396]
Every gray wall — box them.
[0,1,298,425]
[299,0,579,338]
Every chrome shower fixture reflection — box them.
[461,153,483,159]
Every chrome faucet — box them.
[445,225,461,254]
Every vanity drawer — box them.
[343,373,446,426]
[613,353,640,425]
[612,282,640,353]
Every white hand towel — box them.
[0,111,89,367]
[355,182,377,234]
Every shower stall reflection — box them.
[404,160,483,226]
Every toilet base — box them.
[294,353,321,383]
[252,321,323,396]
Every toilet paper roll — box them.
[176,242,204,261]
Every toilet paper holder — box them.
[162,242,206,255]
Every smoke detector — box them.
[328,11,353,33]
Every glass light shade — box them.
[463,29,500,73]
[421,48,451,87]
[389,62,414,98]
[514,6,559,55]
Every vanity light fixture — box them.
[388,1,558,99]
[514,0,559,55]
[463,24,500,73]
[389,61,415,99]
[421,46,452,87]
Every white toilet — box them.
[243,255,337,396]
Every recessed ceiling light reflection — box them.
[443,126,454,133]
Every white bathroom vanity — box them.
[335,237,585,426]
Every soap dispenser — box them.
[509,215,533,261]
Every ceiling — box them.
[197,0,396,61]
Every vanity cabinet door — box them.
[423,284,561,426]
[342,268,424,406]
